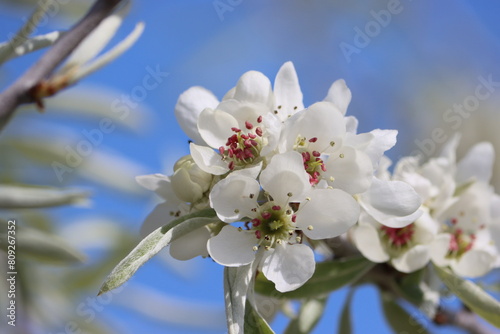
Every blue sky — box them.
[1,1,500,333]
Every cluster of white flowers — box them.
[353,134,500,277]
[136,62,499,292]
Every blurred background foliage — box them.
[0,0,499,333]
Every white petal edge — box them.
[261,242,315,292]
[391,244,430,273]
[190,143,228,175]
[207,225,256,266]
[175,86,219,145]
[323,79,352,115]
[352,223,389,263]
[170,226,210,261]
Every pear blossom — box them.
[391,136,499,277]
[135,155,215,261]
[207,151,360,292]
[353,210,436,273]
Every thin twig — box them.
[434,307,498,334]
[0,0,122,131]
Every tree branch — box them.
[434,306,497,334]
[0,0,123,132]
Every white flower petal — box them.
[274,61,304,121]
[391,245,430,273]
[280,101,346,153]
[359,178,422,228]
[456,142,495,184]
[413,211,439,244]
[344,116,358,134]
[296,189,360,239]
[207,225,256,266]
[261,243,315,292]
[198,107,238,149]
[323,79,352,115]
[364,129,398,167]
[259,151,310,205]
[233,71,274,109]
[175,86,219,145]
[230,162,263,179]
[140,202,178,237]
[209,175,260,222]
[135,174,177,201]
[170,226,210,261]
[170,168,204,202]
[325,147,373,195]
[190,143,228,175]
[429,234,452,267]
[439,132,461,163]
[353,223,389,263]
[451,249,495,278]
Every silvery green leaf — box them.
[435,265,500,328]
[338,290,354,334]
[381,292,429,334]
[0,31,63,64]
[225,265,254,334]
[0,220,85,264]
[284,297,327,334]
[0,184,89,208]
[0,0,52,64]
[98,208,216,295]
[255,256,374,299]
[244,300,274,334]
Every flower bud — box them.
[170,155,213,202]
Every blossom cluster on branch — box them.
[104,61,500,333]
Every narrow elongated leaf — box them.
[0,221,85,264]
[255,256,374,299]
[435,265,500,328]
[398,269,425,305]
[0,31,63,63]
[0,184,89,208]
[381,293,429,334]
[225,265,254,334]
[285,297,327,334]
[99,209,216,295]
[244,299,275,334]
[338,289,354,334]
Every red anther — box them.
[456,228,463,235]
[244,139,252,147]
[228,161,235,170]
[244,148,254,158]
[231,127,241,132]
[302,151,311,161]
[291,215,296,223]
[228,148,234,158]
[250,140,258,146]
[255,127,263,136]
[248,133,257,139]
[219,146,225,155]
[252,218,261,227]
[312,151,321,157]
[257,116,263,123]
[272,205,281,211]
[321,164,327,172]
[261,211,271,219]
[245,121,254,130]
[309,137,318,143]
[241,134,249,140]
[255,230,262,239]
[449,235,459,251]
[304,163,309,169]
[312,171,320,179]
[451,218,458,225]
[470,234,476,240]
